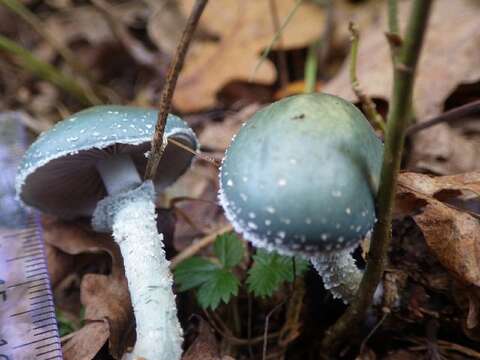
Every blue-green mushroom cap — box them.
[16,105,198,219]
[219,93,383,257]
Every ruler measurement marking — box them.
[32,315,56,324]
[29,293,53,301]
[29,282,49,290]
[29,288,51,295]
[10,304,54,317]
[30,299,53,306]
[27,271,49,279]
[32,310,56,318]
[34,329,58,337]
[23,243,43,251]
[37,349,62,357]
[7,278,48,288]
[1,229,37,238]
[22,238,40,245]
[33,322,58,330]
[25,255,46,263]
[36,341,61,350]
[12,335,59,349]
[6,252,43,262]
[26,266,48,274]
[26,262,47,269]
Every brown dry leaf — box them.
[199,103,261,151]
[173,0,325,112]
[323,0,480,174]
[397,172,480,286]
[62,321,110,360]
[45,2,145,46]
[182,318,221,360]
[43,218,133,359]
[81,273,133,359]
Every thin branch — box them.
[168,138,220,167]
[320,0,434,355]
[406,99,480,135]
[348,22,386,133]
[269,0,289,88]
[170,224,232,269]
[250,0,303,82]
[144,0,208,180]
[92,0,159,68]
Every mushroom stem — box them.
[92,182,182,360]
[310,247,363,304]
[96,154,142,195]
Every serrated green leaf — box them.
[247,250,309,298]
[174,257,220,291]
[197,268,240,310]
[214,232,244,268]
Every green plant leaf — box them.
[197,268,240,310]
[174,257,221,291]
[247,250,309,298]
[174,256,240,309]
[213,232,244,268]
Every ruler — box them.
[0,113,62,360]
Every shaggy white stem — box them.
[92,182,182,360]
[310,247,363,304]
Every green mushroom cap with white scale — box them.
[16,105,197,219]
[16,105,199,360]
[219,93,384,302]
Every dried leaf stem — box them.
[320,0,434,355]
[144,0,208,180]
[348,22,386,133]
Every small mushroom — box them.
[218,93,383,303]
[16,105,199,360]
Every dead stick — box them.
[406,99,480,135]
[320,0,433,356]
[144,0,208,180]
[170,224,232,269]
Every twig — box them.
[144,0,208,180]
[348,22,386,133]
[0,0,103,104]
[170,224,232,269]
[0,34,95,106]
[269,0,289,88]
[168,138,220,167]
[250,0,303,82]
[263,301,285,360]
[406,99,480,135]
[320,0,433,356]
[92,0,164,70]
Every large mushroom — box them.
[16,105,198,360]
[219,93,383,303]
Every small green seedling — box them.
[174,233,309,309]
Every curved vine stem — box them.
[320,0,434,356]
